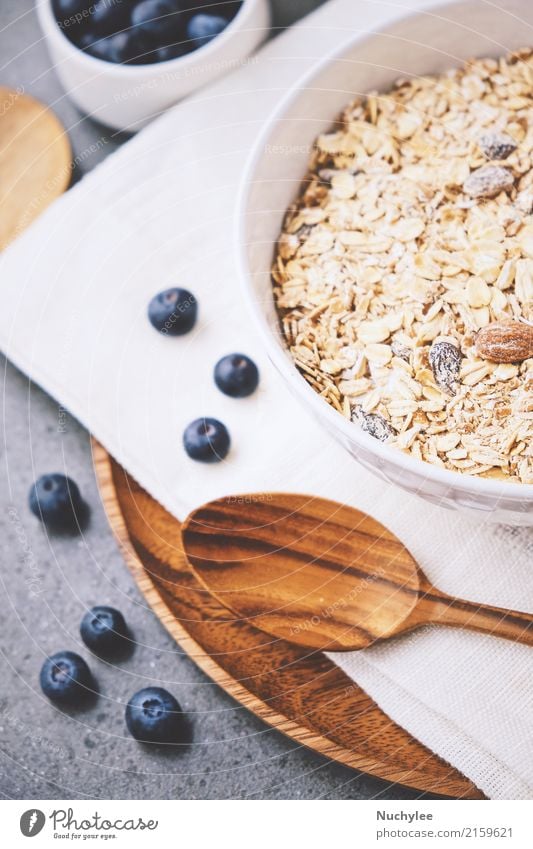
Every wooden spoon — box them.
[0,87,71,250]
[182,493,533,652]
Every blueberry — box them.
[28,473,85,529]
[89,0,132,36]
[53,0,90,20]
[78,31,97,50]
[186,13,228,47]
[53,0,92,41]
[214,353,259,398]
[80,606,129,656]
[85,31,144,64]
[147,288,197,335]
[183,417,230,463]
[151,42,192,62]
[125,687,184,743]
[40,651,93,704]
[222,0,243,19]
[131,0,184,44]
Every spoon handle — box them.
[420,588,533,646]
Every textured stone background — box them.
[0,0,435,799]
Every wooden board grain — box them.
[93,440,483,799]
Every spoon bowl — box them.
[182,493,533,652]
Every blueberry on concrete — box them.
[125,687,184,743]
[80,606,130,657]
[40,651,93,704]
[28,474,85,529]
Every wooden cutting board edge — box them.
[92,440,484,800]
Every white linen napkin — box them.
[1,0,532,799]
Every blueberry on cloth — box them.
[183,418,230,462]
[214,353,259,398]
[148,287,198,335]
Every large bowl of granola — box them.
[239,0,533,524]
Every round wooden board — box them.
[0,87,71,251]
[93,440,483,799]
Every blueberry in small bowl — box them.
[131,0,184,44]
[86,31,145,64]
[52,0,92,32]
[148,287,198,336]
[125,686,186,744]
[183,418,230,462]
[40,651,94,704]
[187,13,229,47]
[80,606,131,658]
[38,0,270,131]
[51,0,246,65]
[53,0,89,17]
[91,0,133,36]
[148,42,190,62]
[214,353,259,398]
[28,473,87,530]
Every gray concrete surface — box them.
[0,0,440,800]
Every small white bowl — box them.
[239,0,533,525]
[36,0,270,131]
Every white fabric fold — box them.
[1,0,532,799]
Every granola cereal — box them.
[273,50,533,483]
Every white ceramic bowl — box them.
[239,0,533,525]
[37,0,270,131]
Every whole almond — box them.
[463,165,515,199]
[475,321,533,363]
[478,131,517,160]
